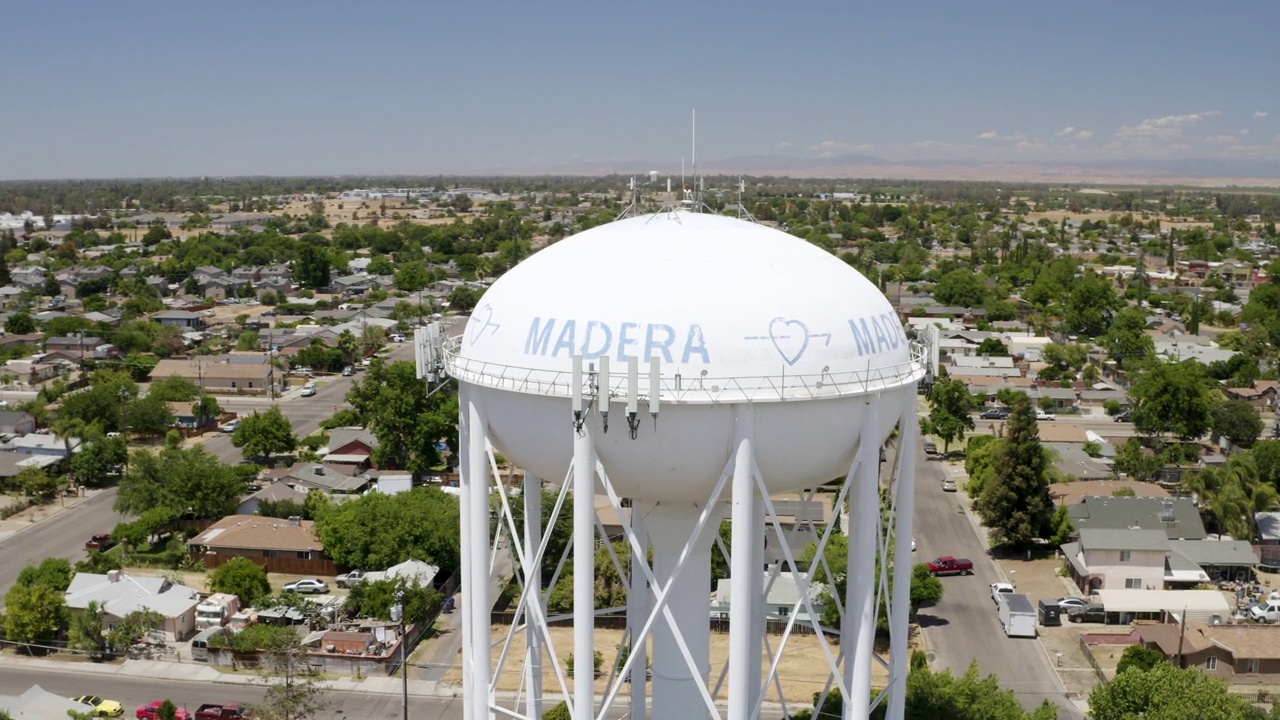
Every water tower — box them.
[437,211,927,720]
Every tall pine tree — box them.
[977,394,1054,549]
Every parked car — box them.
[1055,596,1090,610]
[1249,596,1280,623]
[342,366,355,377]
[1035,411,1056,421]
[1067,603,1107,623]
[923,441,939,456]
[85,534,115,551]
[942,478,957,492]
[73,695,124,717]
[300,383,317,397]
[979,408,1009,420]
[220,419,240,433]
[1114,410,1133,422]
[927,556,973,576]
[283,578,329,594]
[335,569,368,588]
[194,702,250,720]
[137,701,192,719]
[390,333,406,343]
[991,582,1015,604]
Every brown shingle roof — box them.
[187,515,323,552]
[1140,622,1280,660]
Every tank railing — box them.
[444,340,928,403]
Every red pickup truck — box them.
[194,703,250,719]
[927,556,974,576]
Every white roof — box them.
[456,212,913,398]
[1095,589,1230,614]
[65,572,201,619]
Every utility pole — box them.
[1175,606,1188,669]
[392,584,408,720]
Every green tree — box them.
[1211,399,1264,449]
[1252,440,1280,493]
[1062,271,1120,337]
[208,557,273,606]
[977,394,1053,549]
[314,487,461,573]
[343,579,441,625]
[1088,661,1257,720]
[115,445,243,519]
[920,378,978,454]
[293,244,331,290]
[67,600,107,658]
[393,260,431,293]
[16,466,58,500]
[508,488,573,583]
[975,338,1009,356]
[1131,360,1215,440]
[3,582,67,648]
[1115,643,1167,675]
[192,394,222,427]
[231,406,297,460]
[932,269,987,307]
[16,557,74,591]
[71,435,129,487]
[447,286,481,312]
[147,375,200,402]
[4,309,36,334]
[1102,307,1156,368]
[106,609,163,654]
[1049,505,1075,546]
[156,701,178,720]
[542,702,571,720]
[1114,438,1161,482]
[345,360,457,476]
[122,395,175,438]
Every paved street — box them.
[0,489,129,609]
[913,444,1085,719]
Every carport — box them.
[1095,589,1231,625]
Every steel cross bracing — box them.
[460,387,918,720]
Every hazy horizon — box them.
[5,1,1279,183]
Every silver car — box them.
[283,578,329,594]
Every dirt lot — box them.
[442,625,923,703]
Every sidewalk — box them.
[0,653,462,699]
[0,490,98,543]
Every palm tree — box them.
[1185,454,1279,541]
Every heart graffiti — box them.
[469,304,499,343]
[768,317,809,366]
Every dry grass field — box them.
[442,624,922,704]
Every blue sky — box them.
[4,0,1278,179]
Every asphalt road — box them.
[0,489,129,609]
[913,448,1083,720]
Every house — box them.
[0,684,95,719]
[1050,480,1170,509]
[187,514,335,575]
[150,357,280,396]
[0,453,61,483]
[44,335,104,359]
[1223,380,1280,411]
[1135,622,1280,684]
[64,570,202,641]
[268,462,371,494]
[1060,528,1170,593]
[236,481,310,516]
[152,310,205,330]
[9,432,81,458]
[0,285,23,309]
[710,570,825,625]
[1068,495,1207,540]
[326,427,378,468]
[1168,539,1257,583]
[10,266,46,290]
[0,410,37,436]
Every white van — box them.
[190,626,226,662]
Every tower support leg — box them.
[523,472,544,720]
[573,423,597,720]
[844,400,882,720]
[887,398,918,720]
[729,406,758,720]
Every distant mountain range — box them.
[549,153,1280,187]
